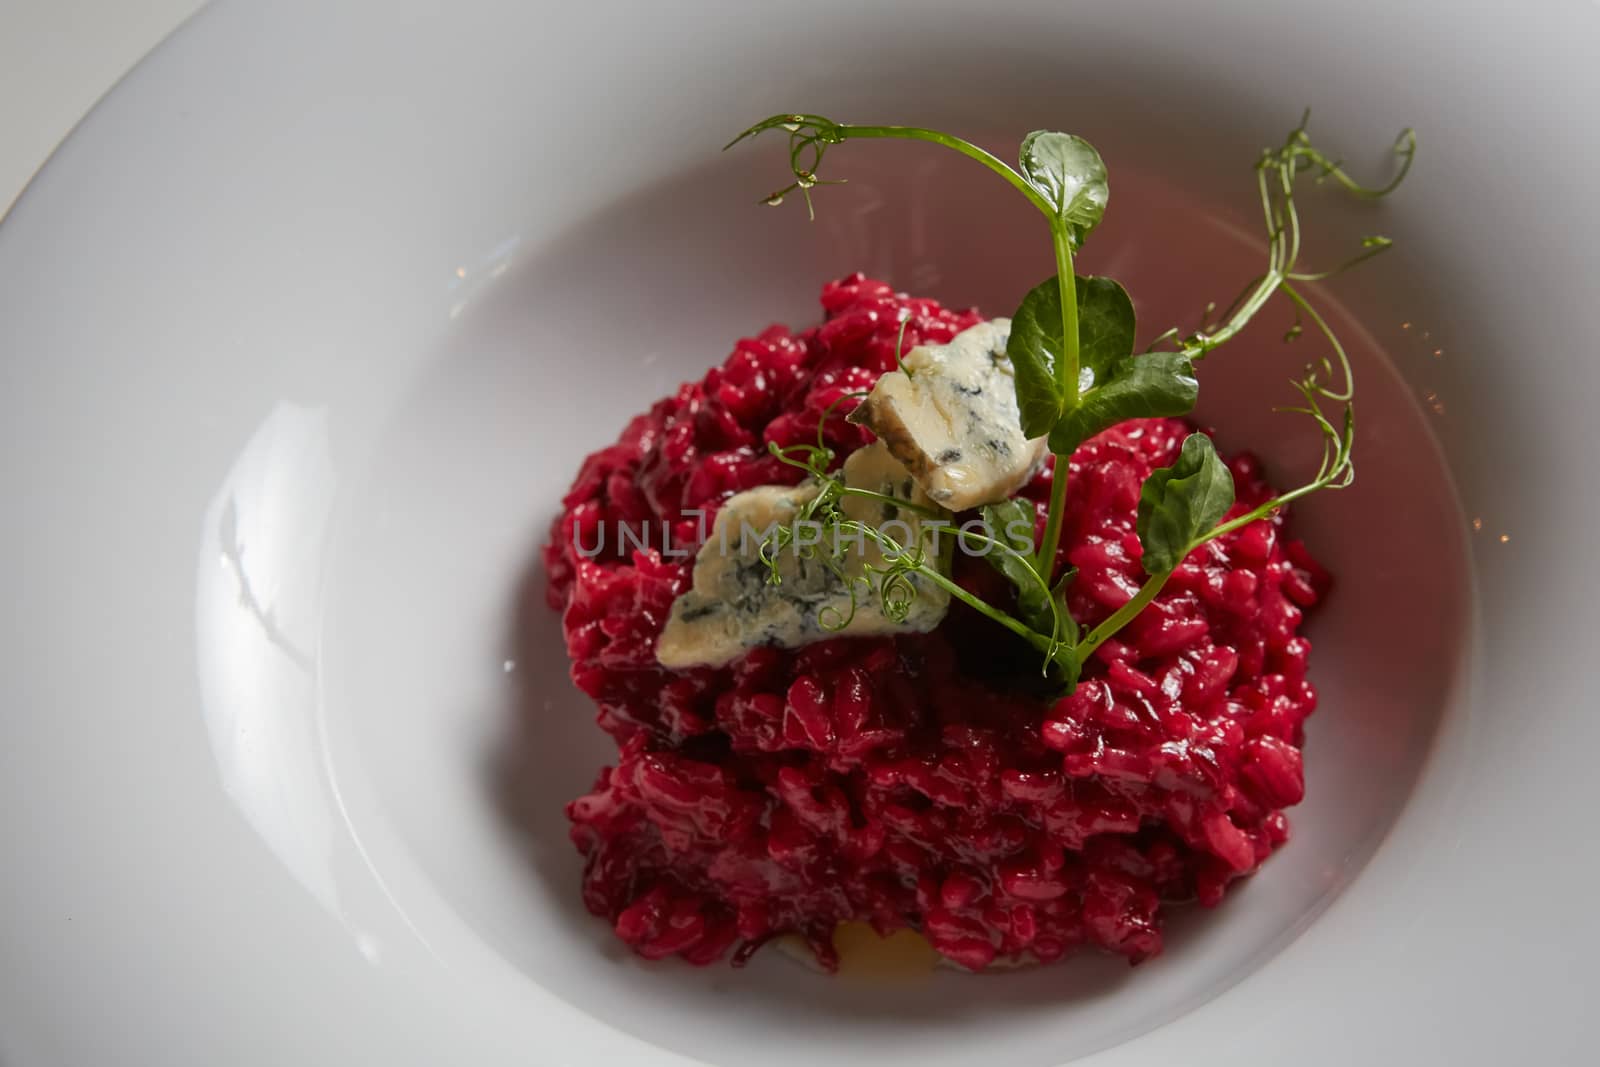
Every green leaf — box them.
[1007,279,1069,438]
[1073,276,1136,384]
[1040,568,1080,642]
[1019,131,1109,249]
[1047,351,1199,456]
[1007,274,1136,439]
[977,499,1049,622]
[1048,645,1083,696]
[976,501,1086,651]
[1136,433,1236,576]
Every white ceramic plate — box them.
[3,1,1597,1064]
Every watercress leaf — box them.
[980,498,1037,556]
[1051,566,1079,601]
[1136,432,1236,576]
[976,502,1086,649]
[1041,567,1081,643]
[1007,278,1070,438]
[1008,274,1136,438]
[1075,276,1136,385]
[1019,131,1109,249]
[1047,352,1199,456]
[977,499,1049,622]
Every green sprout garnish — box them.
[728,110,1414,691]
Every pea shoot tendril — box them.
[730,110,1414,691]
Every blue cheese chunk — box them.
[656,442,951,670]
[847,318,1047,511]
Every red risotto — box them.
[543,275,1328,972]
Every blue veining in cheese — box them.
[656,442,951,669]
[847,319,1048,511]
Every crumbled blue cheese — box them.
[847,319,1048,511]
[656,442,951,669]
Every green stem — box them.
[837,124,1082,615]
[834,485,946,520]
[1077,568,1173,656]
[920,565,1057,654]
[1035,224,1079,578]
[1279,281,1353,400]
[1201,503,1285,544]
[1286,238,1392,282]
[1088,424,1348,655]
[839,125,1052,216]
[1178,164,1288,362]
[849,521,1056,656]
[1199,466,1339,545]
[1036,458,1070,583]
[1053,227,1080,409]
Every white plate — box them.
[3,1,1596,1064]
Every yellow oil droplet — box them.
[1499,534,1510,544]
[1471,517,1483,531]
[832,921,940,980]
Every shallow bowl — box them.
[2,2,1596,1065]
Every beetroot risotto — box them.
[546,275,1326,971]
[538,113,1412,974]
